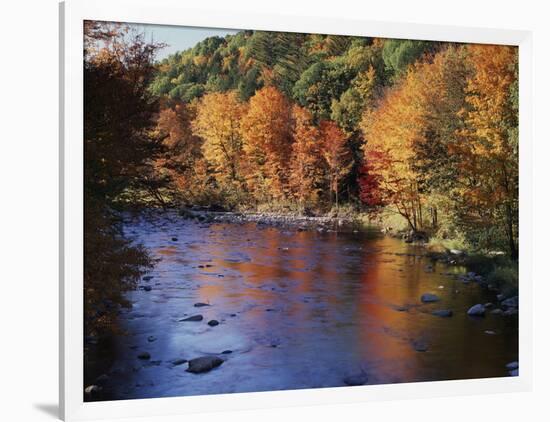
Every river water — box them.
[90,211,518,401]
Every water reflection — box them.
[99,213,518,400]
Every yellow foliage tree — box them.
[192,91,246,188]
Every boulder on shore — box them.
[467,304,486,317]
[186,356,224,374]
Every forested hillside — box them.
[148,30,518,257]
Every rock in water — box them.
[208,320,219,327]
[194,302,211,307]
[186,356,224,374]
[501,296,519,308]
[221,350,232,354]
[137,352,151,360]
[431,309,453,317]
[343,372,368,386]
[147,335,157,342]
[171,237,178,241]
[467,304,486,317]
[180,315,203,322]
[142,275,153,281]
[84,385,102,395]
[412,340,429,352]
[171,358,188,366]
[421,293,440,303]
[509,369,519,376]
[143,286,152,292]
[506,361,519,370]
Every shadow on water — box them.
[85,212,518,401]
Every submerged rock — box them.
[343,372,368,386]
[194,302,211,307]
[208,320,220,327]
[143,286,152,292]
[186,356,224,374]
[431,309,453,317]
[412,340,429,352]
[421,293,440,303]
[467,304,486,317]
[180,315,203,322]
[506,361,519,370]
[137,352,151,360]
[501,296,519,308]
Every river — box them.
[87,211,518,401]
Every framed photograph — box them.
[60,0,533,420]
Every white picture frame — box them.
[60,0,533,420]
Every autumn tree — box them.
[451,45,519,257]
[155,98,203,198]
[319,120,352,210]
[192,91,247,190]
[84,22,163,338]
[288,106,323,210]
[241,86,294,202]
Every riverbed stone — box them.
[180,315,203,322]
[501,296,519,308]
[171,237,178,241]
[504,308,518,316]
[431,309,453,317]
[142,275,153,281]
[467,304,486,317]
[343,372,368,386]
[171,358,187,366]
[143,285,152,292]
[491,308,504,315]
[412,340,429,352]
[84,385,102,395]
[194,302,211,307]
[137,352,151,360]
[221,350,232,354]
[506,361,519,370]
[421,293,440,303]
[186,356,224,374]
[208,319,220,327]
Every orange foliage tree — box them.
[241,86,294,202]
[288,105,323,210]
[319,120,352,210]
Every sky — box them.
[127,22,240,60]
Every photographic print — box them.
[83,20,519,402]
